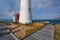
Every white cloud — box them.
[52,0,60,8]
[32,0,60,8]
[0,0,60,20]
[0,0,20,20]
[33,13,60,20]
[31,0,52,8]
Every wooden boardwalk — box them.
[0,23,15,40]
[24,24,54,40]
[0,23,54,40]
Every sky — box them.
[0,0,60,20]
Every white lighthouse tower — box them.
[19,0,32,24]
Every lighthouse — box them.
[19,0,32,24]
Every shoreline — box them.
[4,22,49,40]
[0,22,60,40]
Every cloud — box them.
[54,13,60,20]
[37,0,52,8]
[32,0,52,8]
[0,0,20,20]
[31,0,37,8]
[51,0,60,8]
[0,0,60,20]
[33,13,60,20]
[32,0,60,8]
[55,17,60,20]
[5,0,20,12]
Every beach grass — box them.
[55,24,60,40]
[5,22,49,40]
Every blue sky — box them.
[0,0,60,20]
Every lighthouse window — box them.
[29,8,30,13]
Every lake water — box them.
[33,20,60,24]
[2,20,60,24]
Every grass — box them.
[5,22,49,40]
[55,24,60,40]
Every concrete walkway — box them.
[0,23,15,40]
[24,24,54,40]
